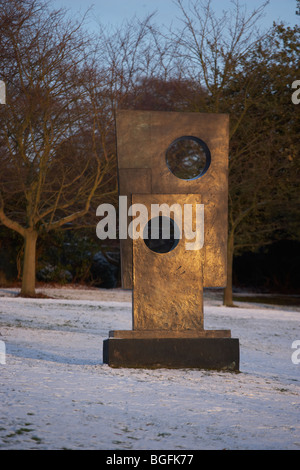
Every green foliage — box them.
[227,23,300,250]
[36,229,101,284]
[0,226,23,284]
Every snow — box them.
[0,286,299,450]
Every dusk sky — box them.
[52,0,299,31]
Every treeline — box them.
[0,0,299,302]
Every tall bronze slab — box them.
[118,168,152,289]
[132,194,204,331]
[103,109,240,371]
[116,110,229,289]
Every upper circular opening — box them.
[143,215,180,254]
[165,136,211,180]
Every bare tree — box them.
[0,0,116,296]
[169,0,269,111]
[224,22,300,303]
[157,5,298,303]
[95,14,170,114]
[165,0,299,305]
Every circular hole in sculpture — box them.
[166,136,211,180]
[143,215,180,254]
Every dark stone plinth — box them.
[103,337,239,371]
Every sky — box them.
[51,0,299,32]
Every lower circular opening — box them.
[143,215,180,254]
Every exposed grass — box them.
[233,295,300,307]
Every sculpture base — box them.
[103,334,239,371]
[108,329,232,339]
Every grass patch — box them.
[233,295,300,307]
[15,427,33,434]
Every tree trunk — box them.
[21,229,38,297]
[223,230,234,307]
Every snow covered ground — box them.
[0,286,299,450]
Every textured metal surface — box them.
[118,168,151,289]
[116,110,229,289]
[104,110,238,370]
[132,194,204,331]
